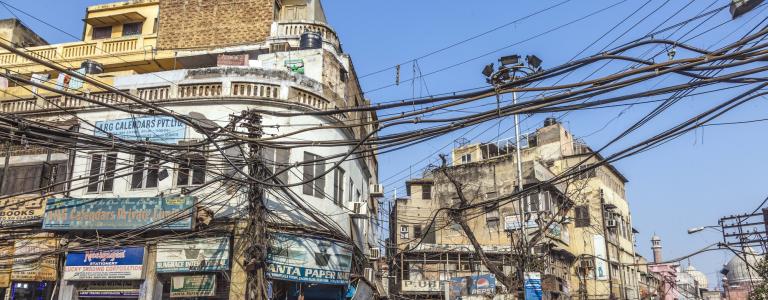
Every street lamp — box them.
[687,226,723,234]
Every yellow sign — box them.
[0,245,11,288]
[11,235,58,281]
[0,195,47,226]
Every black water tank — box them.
[300,32,323,50]
[544,117,558,127]
[81,60,103,74]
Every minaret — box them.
[651,234,662,263]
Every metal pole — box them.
[513,90,528,297]
[601,196,615,299]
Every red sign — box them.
[217,54,248,67]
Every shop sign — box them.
[504,215,538,231]
[217,54,248,66]
[401,280,442,292]
[0,245,10,288]
[170,274,216,298]
[547,223,570,244]
[78,281,141,298]
[94,116,187,144]
[156,237,230,273]
[593,235,609,280]
[11,236,58,281]
[524,272,543,300]
[63,247,145,281]
[447,274,496,297]
[0,195,47,226]
[411,243,511,253]
[266,233,353,285]
[42,196,195,231]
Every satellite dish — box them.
[188,112,219,131]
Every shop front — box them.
[9,235,59,300]
[266,233,354,300]
[155,237,230,299]
[61,246,146,300]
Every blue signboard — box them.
[524,272,543,300]
[64,247,145,280]
[448,274,496,299]
[42,197,195,231]
[266,233,353,285]
[94,116,187,144]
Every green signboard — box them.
[42,196,195,231]
[170,275,216,298]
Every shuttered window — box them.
[575,205,591,228]
[302,152,325,197]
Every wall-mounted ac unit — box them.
[370,184,384,197]
[369,247,381,260]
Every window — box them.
[280,5,307,21]
[152,18,158,33]
[421,184,432,200]
[526,193,540,213]
[348,180,354,205]
[87,153,118,193]
[576,163,597,180]
[177,156,206,187]
[92,26,112,40]
[333,168,345,206]
[261,147,290,184]
[1,165,42,195]
[302,152,325,197]
[400,225,409,239]
[414,225,422,239]
[131,154,160,189]
[122,22,142,36]
[356,189,361,203]
[461,153,472,164]
[575,205,590,227]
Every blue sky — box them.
[7,0,768,289]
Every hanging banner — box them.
[63,247,145,281]
[170,275,216,298]
[0,195,47,227]
[94,116,187,144]
[42,196,195,231]
[524,272,543,300]
[156,237,230,273]
[0,245,11,288]
[11,235,58,281]
[266,233,353,285]
[593,235,609,280]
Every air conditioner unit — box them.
[369,247,381,260]
[580,259,595,269]
[370,184,384,197]
[607,219,618,228]
[364,268,374,283]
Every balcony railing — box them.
[274,21,340,49]
[0,80,347,119]
[0,35,157,66]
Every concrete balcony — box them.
[0,34,163,72]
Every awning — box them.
[84,12,145,27]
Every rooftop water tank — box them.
[544,117,558,127]
[299,32,323,50]
[81,60,103,74]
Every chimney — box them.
[651,235,662,264]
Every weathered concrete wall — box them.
[0,19,47,47]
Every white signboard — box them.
[156,237,230,273]
[402,280,442,292]
[593,235,609,280]
[504,215,538,231]
[411,243,512,253]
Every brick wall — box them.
[157,0,274,50]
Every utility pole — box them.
[242,110,269,300]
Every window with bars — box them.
[575,205,590,227]
[92,26,112,40]
[302,152,325,197]
[87,153,118,193]
[131,153,160,189]
[122,22,143,36]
